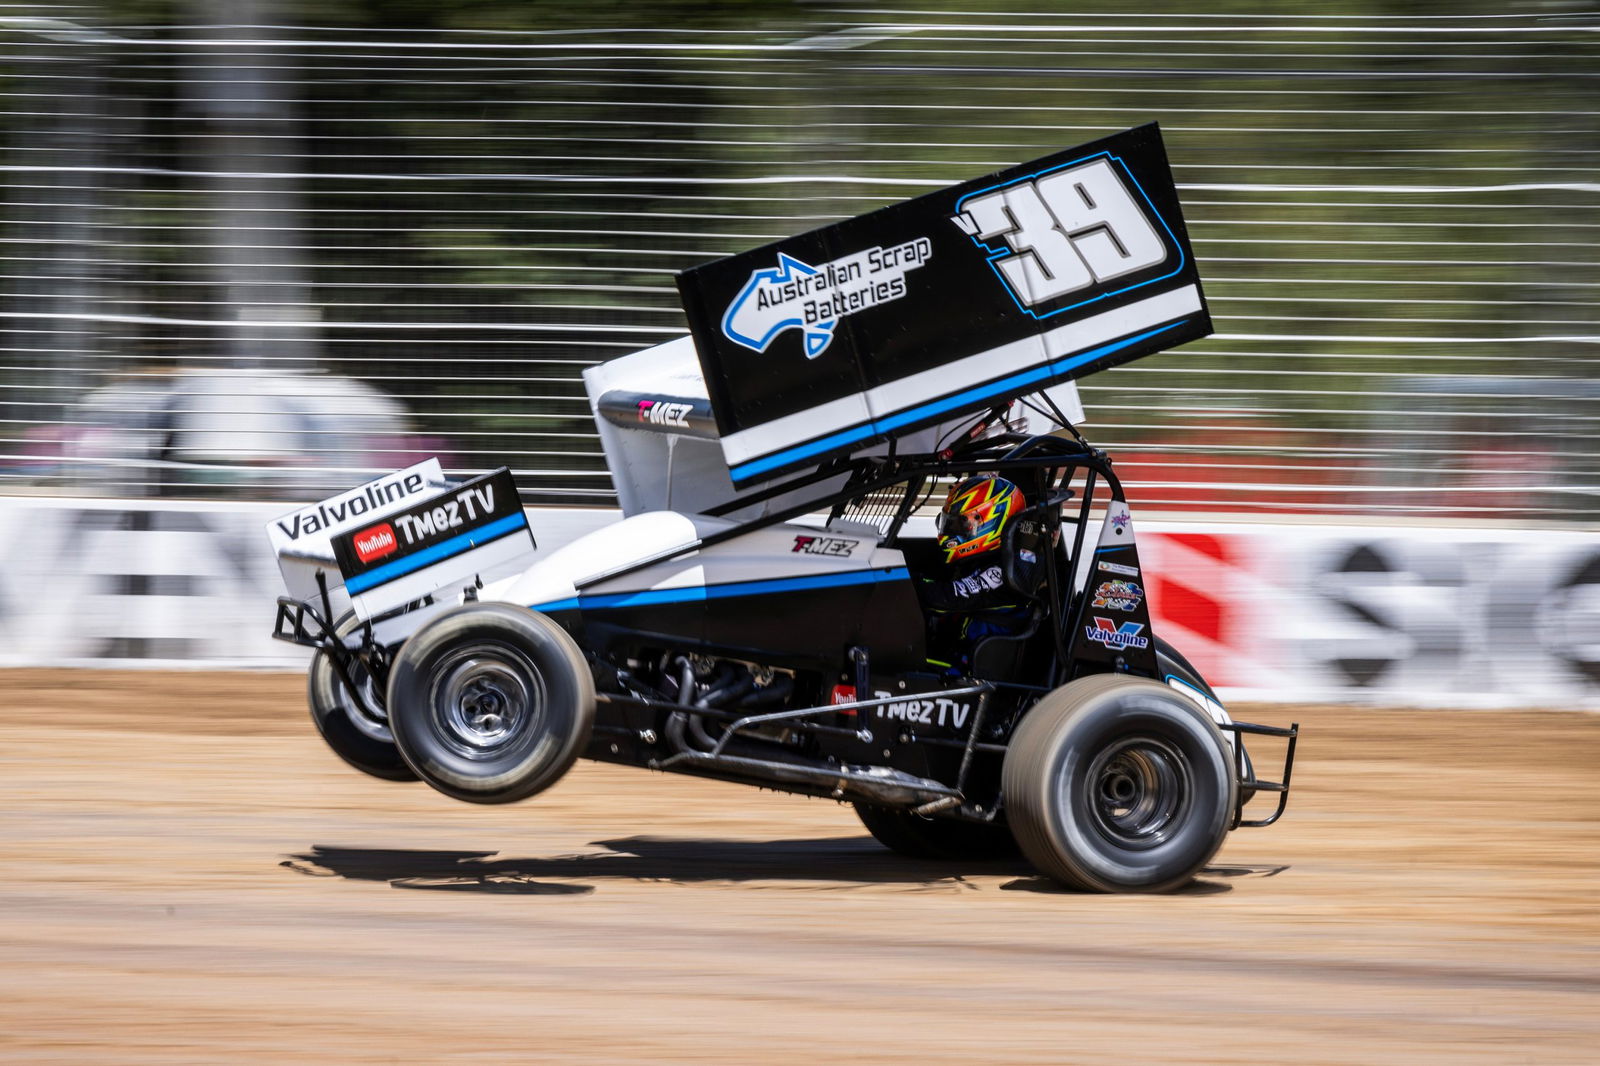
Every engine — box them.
[649,653,802,756]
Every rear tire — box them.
[307,613,416,782]
[1003,674,1236,892]
[386,603,594,804]
[855,804,1020,861]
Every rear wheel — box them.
[854,804,1019,861]
[387,603,594,804]
[307,613,416,782]
[1002,674,1236,892]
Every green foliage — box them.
[4,0,1596,511]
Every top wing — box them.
[676,123,1210,485]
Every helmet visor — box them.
[936,507,979,541]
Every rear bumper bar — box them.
[271,594,390,713]
[272,595,339,651]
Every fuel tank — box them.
[489,511,926,672]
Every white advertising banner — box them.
[0,497,617,670]
[1134,521,1600,710]
[0,496,1594,710]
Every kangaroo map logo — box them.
[950,153,1177,318]
[720,239,933,359]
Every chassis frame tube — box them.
[600,683,994,810]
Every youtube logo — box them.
[352,522,398,564]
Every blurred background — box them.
[3,0,1596,518]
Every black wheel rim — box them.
[1082,734,1192,850]
[428,642,547,761]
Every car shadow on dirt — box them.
[280,836,1036,894]
[280,839,1287,895]
[998,861,1288,896]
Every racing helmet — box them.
[935,474,1025,562]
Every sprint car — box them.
[268,125,1297,892]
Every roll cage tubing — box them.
[573,423,1126,682]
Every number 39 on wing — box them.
[951,156,1170,309]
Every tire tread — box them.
[386,603,594,804]
[1002,673,1235,892]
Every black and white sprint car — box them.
[270,125,1297,892]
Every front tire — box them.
[854,804,1019,861]
[386,603,594,804]
[1002,674,1237,892]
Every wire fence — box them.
[2,2,1597,519]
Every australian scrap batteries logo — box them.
[720,238,932,359]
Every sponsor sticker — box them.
[721,239,933,359]
[331,468,529,590]
[270,459,440,545]
[1091,580,1143,612]
[1085,617,1150,651]
[351,522,398,564]
[792,534,856,557]
[594,390,715,438]
[1097,560,1140,577]
[872,691,973,730]
[636,399,692,428]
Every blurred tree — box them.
[4,0,1594,513]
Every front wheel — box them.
[1002,674,1237,892]
[386,603,595,804]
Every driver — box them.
[916,474,1032,672]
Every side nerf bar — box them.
[1222,720,1299,830]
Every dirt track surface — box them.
[2,670,1597,1064]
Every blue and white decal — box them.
[727,314,1189,484]
[720,240,933,359]
[531,566,909,615]
[331,468,536,621]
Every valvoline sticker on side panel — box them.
[330,468,532,596]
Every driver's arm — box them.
[915,563,1011,614]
